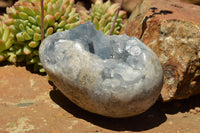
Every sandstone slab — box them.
[0,65,200,132]
[121,0,200,101]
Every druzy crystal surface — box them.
[39,22,163,118]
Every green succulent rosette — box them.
[0,22,15,62]
[0,0,126,73]
[79,0,126,35]
[1,0,81,72]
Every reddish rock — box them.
[0,56,200,132]
[111,0,142,12]
[180,0,200,5]
[121,0,200,101]
[0,65,103,132]
[0,0,13,8]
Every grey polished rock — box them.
[39,22,163,118]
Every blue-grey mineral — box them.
[39,22,163,118]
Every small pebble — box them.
[182,115,187,118]
[168,121,173,125]
[195,107,200,112]
[190,81,196,86]
[189,109,197,114]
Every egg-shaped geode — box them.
[39,22,163,118]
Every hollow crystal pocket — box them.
[39,22,163,118]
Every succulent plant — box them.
[0,0,126,73]
[0,0,81,72]
[79,0,126,35]
[0,22,14,62]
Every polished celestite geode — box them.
[39,22,163,118]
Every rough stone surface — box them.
[121,0,200,102]
[0,0,13,8]
[112,0,142,13]
[1,65,200,133]
[180,0,200,5]
[39,22,163,118]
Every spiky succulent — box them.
[1,0,81,72]
[79,0,126,35]
[0,0,126,73]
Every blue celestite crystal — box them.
[39,22,163,118]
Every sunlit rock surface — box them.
[121,0,200,102]
[39,22,163,118]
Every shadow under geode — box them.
[49,89,167,131]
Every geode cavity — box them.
[39,22,163,118]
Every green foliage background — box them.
[0,0,126,73]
